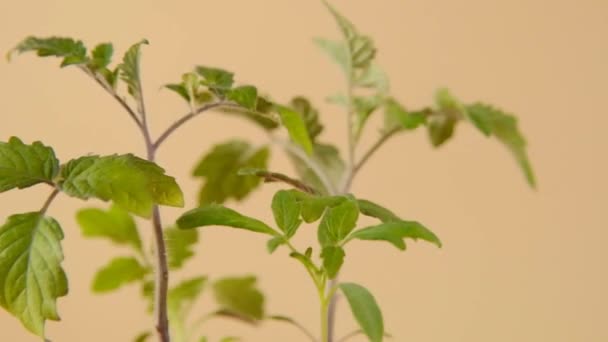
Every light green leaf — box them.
[289,97,324,141]
[168,277,207,341]
[213,276,265,321]
[76,205,142,251]
[287,143,345,195]
[220,337,240,342]
[356,199,400,223]
[339,283,384,342]
[276,105,314,155]
[356,63,389,93]
[321,246,345,279]
[266,236,285,254]
[196,66,234,95]
[92,257,148,293]
[314,38,349,74]
[177,204,279,236]
[59,154,184,218]
[118,39,149,101]
[300,194,347,223]
[353,95,382,139]
[318,198,359,246]
[0,137,59,193]
[0,213,67,337]
[271,190,302,238]
[227,85,258,110]
[9,36,87,67]
[165,227,198,270]
[89,43,113,70]
[348,221,442,250]
[465,103,536,187]
[384,98,427,131]
[193,140,269,205]
[165,83,190,102]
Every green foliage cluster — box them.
[0,1,534,342]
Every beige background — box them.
[1,0,607,341]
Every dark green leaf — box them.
[59,154,184,218]
[76,205,142,251]
[289,97,324,141]
[164,83,190,102]
[227,86,258,110]
[196,66,234,93]
[318,198,359,246]
[356,199,400,223]
[384,98,427,131]
[271,190,302,237]
[9,36,87,67]
[321,246,345,279]
[118,39,149,101]
[177,204,279,236]
[339,283,384,342]
[89,43,113,70]
[134,331,151,342]
[92,257,148,293]
[193,140,269,205]
[465,103,536,187]
[165,227,198,269]
[213,276,265,321]
[276,105,314,155]
[348,220,442,250]
[0,137,59,193]
[0,213,67,337]
[300,194,347,223]
[428,113,457,147]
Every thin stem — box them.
[321,296,330,342]
[151,206,170,342]
[271,137,337,195]
[39,189,60,215]
[252,170,319,195]
[269,315,319,342]
[353,127,400,175]
[336,330,362,342]
[153,102,239,149]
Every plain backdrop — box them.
[1,0,607,341]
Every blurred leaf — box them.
[321,246,345,279]
[271,190,302,238]
[9,36,87,67]
[465,103,536,187]
[339,283,384,342]
[165,227,198,269]
[287,143,345,195]
[227,85,258,110]
[118,39,149,101]
[218,95,280,130]
[348,220,441,250]
[276,105,314,155]
[177,204,279,236]
[384,98,427,131]
[89,43,113,70]
[355,63,389,93]
[59,154,184,218]
[213,276,265,321]
[314,38,349,74]
[76,205,142,252]
[318,197,359,246]
[0,213,67,337]
[92,257,148,293]
[196,66,234,97]
[289,96,324,141]
[134,331,151,342]
[168,277,207,341]
[266,236,285,254]
[0,137,59,193]
[193,140,269,205]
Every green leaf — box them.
[76,205,142,251]
[313,38,349,74]
[0,137,59,193]
[177,204,279,236]
[58,154,184,218]
[227,85,258,110]
[353,95,382,138]
[289,96,324,141]
[356,199,400,223]
[300,194,347,223]
[356,63,389,93]
[193,140,269,205]
[165,83,190,102]
[266,236,285,254]
[9,36,87,67]
[134,331,151,342]
[384,98,427,131]
[287,143,345,195]
[465,103,536,187]
[89,43,113,70]
[218,95,280,130]
[348,220,442,250]
[321,246,345,279]
[165,227,198,269]
[196,66,234,95]
[168,276,207,341]
[318,198,359,246]
[427,88,464,147]
[118,39,149,102]
[276,105,314,155]
[0,213,67,337]
[271,190,302,238]
[339,283,384,342]
[213,276,265,321]
[92,257,148,293]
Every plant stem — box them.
[251,170,319,195]
[39,189,60,215]
[153,101,239,149]
[353,127,400,175]
[320,296,330,342]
